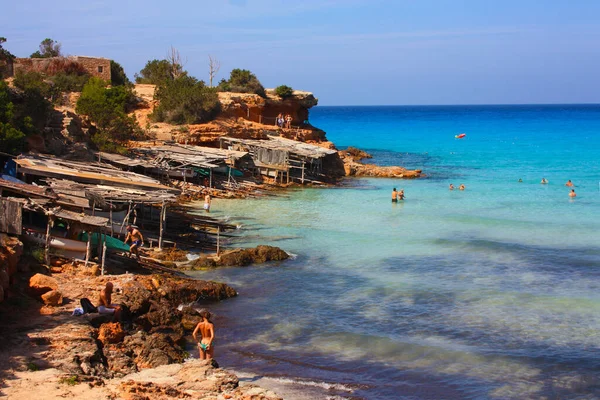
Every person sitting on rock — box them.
[193,309,215,360]
[98,282,121,321]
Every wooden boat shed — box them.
[219,136,338,183]
[11,154,180,249]
[133,143,251,186]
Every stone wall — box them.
[12,56,111,81]
[73,56,111,81]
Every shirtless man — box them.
[124,225,143,260]
[192,309,215,360]
[98,282,121,321]
[459,184,465,190]
[449,184,455,190]
[541,178,548,184]
[565,180,574,187]
[204,193,211,213]
[569,189,577,198]
[391,188,398,203]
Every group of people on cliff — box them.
[276,113,293,129]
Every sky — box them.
[2,0,600,105]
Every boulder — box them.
[123,331,185,369]
[255,245,289,263]
[28,273,59,297]
[98,322,126,344]
[216,245,289,267]
[41,289,63,306]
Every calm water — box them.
[189,105,600,399]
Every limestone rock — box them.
[123,331,185,370]
[115,359,283,400]
[0,233,23,277]
[41,289,63,306]
[29,273,59,297]
[98,322,126,345]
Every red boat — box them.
[455,133,466,139]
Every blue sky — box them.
[3,0,600,105]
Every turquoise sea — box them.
[190,105,600,399]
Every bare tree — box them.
[208,55,221,87]
[166,46,185,79]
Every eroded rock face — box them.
[29,273,59,297]
[98,322,126,345]
[123,331,186,369]
[0,234,23,284]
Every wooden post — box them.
[158,200,165,250]
[85,229,92,267]
[91,201,95,216]
[216,226,220,256]
[259,115,262,124]
[101,231,107,275]
[183,170,187,194]
[109,202,114,237]
[44,215,53,265]
[209,169,213,188]
[96,227,102,265]
[301,161,305,184]
[120,201,132,236]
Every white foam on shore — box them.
[230,370,354,400]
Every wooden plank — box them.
[0,198,23,234]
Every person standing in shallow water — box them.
[193,309,215,360]
[569,189,577,198]
[391,188,398,203]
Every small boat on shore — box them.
[22,228,88,259]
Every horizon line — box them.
[316,102,600,107]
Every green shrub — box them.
[26,362,39,371]
[76,77,139,151]
[275,85,294,98]
[0,80,50,153]
[50,72,90,93]
[58,376,79,386]
[135,59,174,85]
[217,69,266,97]
[110,60,131,87]
[152,75,220,124]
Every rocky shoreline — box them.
[0,81,424,399]
[0,249,285,399]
